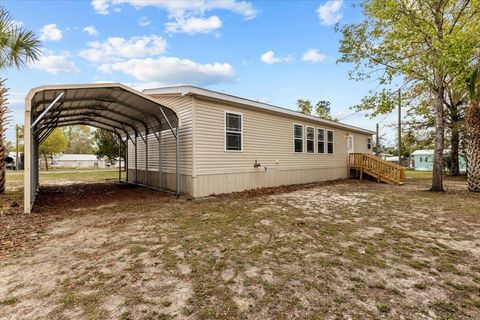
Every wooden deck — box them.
[348,153,406,185]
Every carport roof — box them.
[26,83,178,137]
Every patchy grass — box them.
[0,173,479,319]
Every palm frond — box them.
[0,6,41,71]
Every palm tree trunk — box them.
[450,112,460,176]
[466,101,480,192]
[0,81,8,194]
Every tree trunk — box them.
[0,139,5,194]
[0,82,8,194]
[44,155,49,171]
[450,120,460,176]
[431,82,445,192]
[466,101,480,192]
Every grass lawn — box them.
[0,171,479,319]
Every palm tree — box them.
[466,66,480,192]
[0,7,41,193]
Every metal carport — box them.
[23,83,179,213]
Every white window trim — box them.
[317,127,325,154]
[293,123,304,153]
[327,129,335,155]
[306,126,315,154]
[224,110,243,152]
[367,137,372,150]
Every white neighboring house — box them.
[48,154,106,169]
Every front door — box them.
[347,136,354,153]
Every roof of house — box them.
[55,154,102,161]
[411,149,450,156]
[143,85,375,135]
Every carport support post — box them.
[125,136,129,182]
[176,127,179,197]
[145,128,149,187]
[134,131,138,184]
[118,134,121,182]
[158,129,162,191]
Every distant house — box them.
[41,154,106,169]
[411,149,466,172]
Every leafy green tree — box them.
[39,129,67,171]
[296,99,313,114]
[337,0,480,191]
[315,100,338,121]
[0,7,40,192]
[93,129,125,162]
[63,125,95,154]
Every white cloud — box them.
[302,49,327,63]
[79,35,167,62]
[317,0,343,26]
[91,0,257,19]
[83,25,98,36]
[39,24,63,42]
[166,16,222,34]
[260,51,292,64]
[91,0,256,33]
[31,51,80,74]
[91,0,110,15]
[98,56,235,86]
[139,16,151,27]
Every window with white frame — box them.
[225,112,242,151]
[294,124,303,153]
[327,130,334,154]
[306,126,314,153]
[317,128,325,154]
[367,137,372,150]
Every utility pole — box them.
[15,124,19,171]
[375,123,380,156]
[398,89,402,163]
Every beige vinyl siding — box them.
[353,134,373,154]
[194,96,371,174]
[127,94,194,194]
[150,94,194,175]
[192,96,372,196]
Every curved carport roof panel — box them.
[24,83,180,213]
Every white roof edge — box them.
[25,83,179,120]
[143,85,375,135]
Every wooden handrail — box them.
[349,153,406,185]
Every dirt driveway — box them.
[1,177,479,319]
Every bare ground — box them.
[0,174,479,319]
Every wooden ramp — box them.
[348,153,406,185]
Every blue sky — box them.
[3,0,398,143]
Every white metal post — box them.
[176,127,179,197]
[118,134,121,182]
[134,131,138,183]
[24,107,32,213]
[145,128,149,187]
[125,136,129,182]
[158,129,162,191]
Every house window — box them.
[306,127,314,153]
[294,124,303,153]
[225,112,242,151]
[317,128,325,154]
[419,157,423,163]
[327,130,334,154]
[367,137,372,150]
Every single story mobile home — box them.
[24,83,374,213]
[412,149,467,172]
[131,86,374,197]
